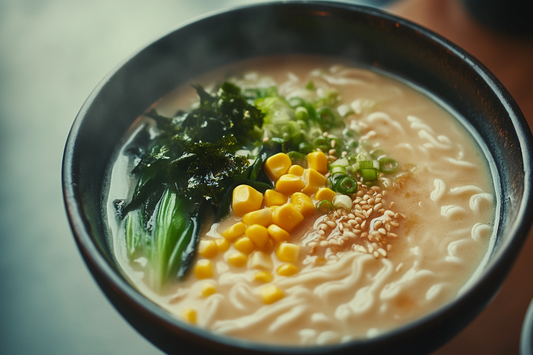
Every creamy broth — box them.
[107,56,495,345]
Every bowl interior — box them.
[63,2,533,354]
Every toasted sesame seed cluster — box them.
[306,183,405,259]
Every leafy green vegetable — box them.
[151,188,202,289]
[123,82,265,285]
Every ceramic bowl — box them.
[62,2,533,354]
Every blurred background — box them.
[1,0,531,354]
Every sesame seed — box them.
[388,233,398,238]
[318,230,325,236]
[378,209,385,214]
[395,263,403,272]
[348,213,355,219]
[262,137,269,142]
[344,231,356,238]
[371,186,381,192]
[342,151,348,157]
[368,245,374,253]
[326,221,336,228]
[378,228,387,235]
[320,241,329,247]
[368,198,375,205]
[378,248,387,257]
[385,210,395,217]
[331,140,336,148]
[375,220,383,229]
[339,223,344,231]
[373,251,380,258]
[389,202,395,208]
[390,221,399,227]
[387,244,392,251]
[374,203,383,211]
[318,223,327,230]
[323,131,329,137]
[329,149,336,155]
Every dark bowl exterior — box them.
[63,2,533,354]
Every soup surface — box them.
[107,56,496,345]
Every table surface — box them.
[0,0,531,354]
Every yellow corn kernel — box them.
[182,308,197,323]
[250,251,273,270]
[302,168,327,195]
[307,151,328,174]
[272,203,304,232]
[277,264,299,276]
[315,187,336,202]
[290,192,315,216]
[245,224,269,249]
[243,208,272,227]
[234,237,255,254]
[194,259,213,279]
[288,164,304,176]
[263,189,288,207]
[275,174,305,195]
[200,282,217,297]
[275,243,300,263]
[259,238,275,254]
[264,153,292,181]
[269,206,280,212]
[267,224,291,244]
[260,285,284,304]
[198,240,217,259]
[254,271,274,283]
[227,252,248,267]
[232,185,263,217]
[215,238,230,252]
[221,222,246,242]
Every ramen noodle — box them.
[107,56,495,345]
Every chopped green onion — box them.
[335,176,358,194]
[329,157,349,167]
[356,153,369,162]
[295,107,308,121]
[330,166,347,175]
[332,195,352,210]
[316,200,333,214]
[328,174,345,190]
[379,158,398,174]
[359,161,374,169]
[361,168,378,182]
[298,142,314,154]
[313,137,330,151]
[306,81,315,90]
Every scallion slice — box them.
[316,200,334,214]
[361,168,378,182]
[379,158,398,174]
[335,176,358,194]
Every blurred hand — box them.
[388,0,533,127]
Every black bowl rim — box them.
[63,1,533,353]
